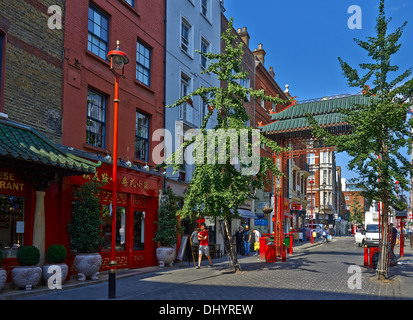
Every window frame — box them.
[88,5,109,60]
[181,17,192,55]
[136,40,151,87]
[86,88,107,149]
[135,111,150,162]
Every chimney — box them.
[237,27,250,48]
[269,66,275,78]
[253,43,266,66]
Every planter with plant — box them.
[11,246,42,290]
[0,250,6,291]
[154,186,180,267]
[42,244,69,285]
[67,177,105,281]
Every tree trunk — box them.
[224,218,241,273]
[377,147,389,280]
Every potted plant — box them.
[42,244,69,286]
[11,246,42,290]
[67,177,105,281]
[0,250,6,291]
[154,186,180,267]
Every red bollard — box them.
[281,244,286,262]
[400,234,404,257]
[289,233,293,255]
[364,246,369,266]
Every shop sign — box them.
[255,219,268,226]
[0,171,25,192]
[82,172,149,191]
[291,203,302,210]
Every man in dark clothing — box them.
[234,227,244,255]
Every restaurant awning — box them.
[0,119,100,175]
[231,209,258,219]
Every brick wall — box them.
[0,0,65,144]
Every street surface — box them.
[5,237,413,304]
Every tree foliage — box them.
[307,0,413,278]
[162,18,287,270]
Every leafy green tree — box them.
[307,0,413,279]
[154,186,181,247]
[162,18,286,272]
[348,194,365,225]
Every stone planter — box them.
[74,253,102,281]
[156,247,176,267]
[0,268,6,292]
[11,266,42,290]
[42,263,68,286]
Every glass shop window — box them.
[133,211,145,251]
[0,194,25,258]
[102,205,126,252]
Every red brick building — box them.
[61,0,166,271]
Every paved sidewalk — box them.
[0,236,325,300]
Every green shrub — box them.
[154,186,180,247]
[45,245,67,264]
[17,246,40,266]
[67,178,105,253]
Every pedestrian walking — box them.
[196,223,213,269]
[409,224,413,248]
[252,228,261,256]
[243,225,251,256]
[190,227,199,247]
[322,227,329,243]
[234,226,244,255]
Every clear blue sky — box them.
[224,0,413,182]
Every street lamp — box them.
[107,41,129,299]
[309,178,314,244]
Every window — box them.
[124,0,134,6]
[136,40,151,86]
[88,5,109,60]
[133,211,145,250]
[0,195,25,258]
[86,89,106,148]
[345,195,350,201]
[200,37,210,69]
[135,111,149,161]
[201,0,208,16]
[179,73,192,122]
[103,206,126,252]
[307,153,315,165]
[181,18,191,53]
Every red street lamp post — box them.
[309,178,314,244]
[106,41,129,299]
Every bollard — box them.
[400,234,404,257]
[281,244,286,262]
[364,246,368,266]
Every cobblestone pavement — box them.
[6,236,413,301]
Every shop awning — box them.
[0,119,100,175]
[231,209,258,219]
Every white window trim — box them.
[180,14,194,59]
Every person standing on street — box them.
[409,224,413,248]
[243,225,251,256]
[322,226,329,243]
[196,223,213,269]
[234,226,244,255]
[252,228,261,257]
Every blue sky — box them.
[224,0,413,182]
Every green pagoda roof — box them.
[0,119,100,174]
[259,94,371,136]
